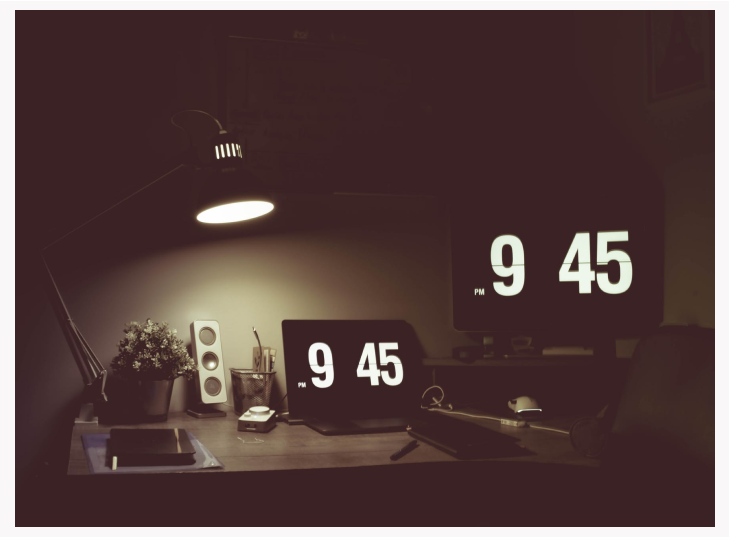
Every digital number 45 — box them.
[356,343,403,387]
[559,231,632,294]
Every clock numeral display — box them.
[308,342,334,388]
[595,231,632,294]
[488,231,633,296]
[491,235,525,297]
[558,232,595,294]
[356,343,380,385]
[356,342,403,386]
[559,231,632,294]
[307,342,403,388]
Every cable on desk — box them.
[427,408,501,422]
[420,385,445,409]
[429,409,569,434]
[271,392,288,412]
[237,437,264,444]
[528,424,570,435]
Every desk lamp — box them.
[41,110,274,423]
[187,111,274,224]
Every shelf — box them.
[423,356,605,367]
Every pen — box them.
[253,327,263,372]
[390,440,419,461]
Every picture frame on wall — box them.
[646,10,714,102]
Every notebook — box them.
[110,428,196,467]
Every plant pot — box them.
[137,379,175,422]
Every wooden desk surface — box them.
[68,410,599,475]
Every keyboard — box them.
[408,412,531,460]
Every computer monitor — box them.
[450,180,664,334]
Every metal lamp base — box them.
[75,402,99,424]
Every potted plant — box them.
[110,319,197,422]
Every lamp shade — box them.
[196,132,274,224]
[197,200,274,224]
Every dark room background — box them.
[15,11,714,481]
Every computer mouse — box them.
[507,396,542,414]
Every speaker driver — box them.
[199,327,216,346]
[202,352,219,371]
[204,377,222,396]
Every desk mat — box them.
[81,431,224,474]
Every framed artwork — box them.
[646,10,713,102]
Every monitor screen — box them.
[282,320,423,419]
[450,181,664,334]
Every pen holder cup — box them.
[230,369,277,416]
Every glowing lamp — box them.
[41,111,275,423]
[195,130,274,224]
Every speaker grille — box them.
[199,327,216,346]
[202,352,219,371]
[204,377,222,396]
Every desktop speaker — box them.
[190,320,228,404]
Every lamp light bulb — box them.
[196,201,274,224]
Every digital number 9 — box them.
[308,342,334,388]
[491,235,525,296]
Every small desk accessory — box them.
[230,369,277,415]
[237,405,277,433]
[390,440,419,461]
[269,348,277,371]
[507,396,542,417]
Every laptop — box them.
[282,320,425,435]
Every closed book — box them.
[110,428,196,467]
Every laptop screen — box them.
[282,320,423,419]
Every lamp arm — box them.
[40,252,108,401]
[171,109,224,132]
[43,164,188,252]
[40,163,188,404]
[70,319,108,397]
